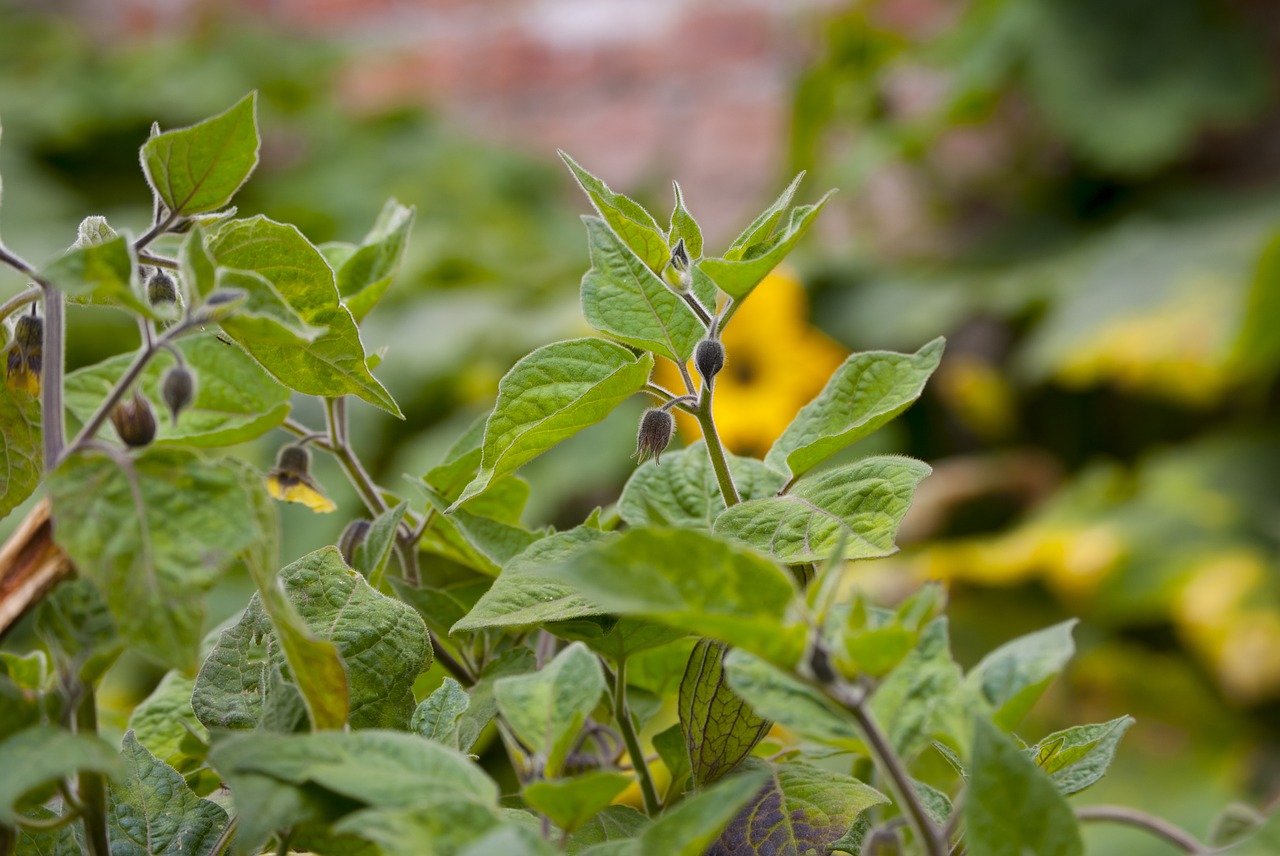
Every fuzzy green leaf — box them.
[108,731,229,856]
[549,527,805,666]
[963,620,1077,730]
[41,234,155,317]
[0,380,40,517]
[714,456,932,565]
[668,181,704,260]
[127,672,204,769]
[352,500,408,584]
[335,199,415,323]
[0,726,121,824]
[698,192,832,302]
[1028,715,1133,795]
[525,772,632,834]
[411,678,471,751]
[34,579,121,686]
[722,649,863,750]
[707,760,886,856]
[560,151,669,274]
[580,217,705,362]
[612,769,770,856]
[141,92,259,217]
[965,717,1083,856]
[569,806,648,854]
[495,642,605,777]
[452,338,652,508]
[766,338,945,479]
[208,216,400,416]
[869,617,964,758]
[49,448,261,669]
[680,639,771,787]
[726,173,806,257]
[618,442,785,531]
[64,334,291,448]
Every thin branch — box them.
[429,631,476,688]
[324,397,387,517]
[679,290,712,326]
[137,251,178,270]
[606,659,660,816]
[0,243,37,277]
[695,382,740,508]
[134,209,182,250]
[42,285,66,467]
[0,284,41,324]
[209,815,239,856]
[1076,805,1211,854]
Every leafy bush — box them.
[0,93,1273,856]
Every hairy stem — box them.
[0,284,41,324]
[73,688,110,856]
[1075,805,1209,854]
[610,659,660,816]
[323,398,388,517]
[41,286,66,468]
[695,384,740,508]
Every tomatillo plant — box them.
[0,93,1271,856]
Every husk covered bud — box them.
[267,444,336,513]
[694,338,725,387]
[338,518,372,566]
[161,366,195,425]
[634,408,675,465]
[147,270,178,305]
[670,238,690,272]
[6,313,44,396]
[14,315,42,352]
[110,390,157,447]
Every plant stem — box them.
[1075,806,1209,854]
[824,679,946,856]
[695,385,739,508]
[73,687,110,856]
[209,816,239,856]
[323,397,388,517]
[0,284,41,324]
[41,285,66,468]
[609,659,660,816]
[429,633,476,688]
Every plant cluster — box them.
[0,94,1274,856]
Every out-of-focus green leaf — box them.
[0,726,120,824]
[16,805,79,855]
[618,442,785,531]
[0,381,40,517]
[494,642,605,777]
[965,717,1082,856]
[870,618,963,758]
[963,619,1077,730]
[34,579,121,686]
[41,234,155,317]
[722,649,862,750]
[451,338,652,508]
[411,678,471,751]
[680,639,771,787]
[568,805,648,854]
[107,731,228,856]
[334,198,415,322]
[141,92,259,216]
[1028,715,1133,795]
[580,216,704,362]
[1208,803,1268,850]
[714,456,931,564]
[126,672,204,769]
[698,191,832,303]
[766,338,944,480]
[524,772,632,834]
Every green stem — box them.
[1075,806,1209,854]
[610,659,660,816]
[695,387,739,508]
[209,816,239,856]
[73,688,110,856]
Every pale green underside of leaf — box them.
[411,677,471,751]
[0,726,122,825]
[962,619,1078,732]
[697,191,833,302]
[618,441,785,531]
[452,338,653,508]
[714,456,932,564]
[580,216,703,362]
[766,337,946,479]
[209,216,400,416]
[722,649,865,750]
[141,92,259,217]
[680,639,771,787]
[1028,715,1133,796]
[0,381,40,518]
[334,198,416,323]
[65,333,290,448]
[495,642,605,777]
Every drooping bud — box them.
[161,365,195,425]
[267,444,337,513]
[634,408,674,465]
[338,518,372,566]
[110,390,157,448]
[694,338,725,387]
[14,315,42,352]
[670,238,690,272]
[147,270,177,305]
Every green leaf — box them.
[560,151,669,274]
[0,380,40,517]
[453,526,614,633]
[615,769,770,856]
[141,92,259,217]
[0,726,120,824]
[48,448,261,669]
[451,338,653,508]
[0,675,42,744]
[1208,803,1268,850]
[524,772,632,834]
[653,724,690,794]
[208,216,400,416]
[1028,715,1133,796]
[963,619,1077,730]
[194,547,429,731]
[563,617,688,664]
[549,527,805,666]
[580,217,704,362]
[34,578,121,686]
[352,500,407,584]
[127,672,204,769]
[424,489,543,578]
[667,181,704,260]
[108,731,229,856]
[965,717,1083,856]
[707,760,886,856]
[16,805,79,855]
[726,173,806,257]
[335,198,416,323]
[75,215,118,246]
[568,805,648,854]
[213,268,321,338]
[457,648,538,754]
[680,639,771,787]
[64,333,291,448]
[495,642,605,777]
[714,456,932,565]
[411,678,471,751]
[333,802,504,856]
[0,651,45,689]
[722,649,863,750]
[765,338,945,480]
[911,778,953,826]
[41,234,155,317]
[698,192,833,303]
[870,617,963,758]
[618,442,785,531]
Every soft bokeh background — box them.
[2,0,1279,850]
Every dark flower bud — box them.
[670,238,690,272]
[147,270,177,305]
[110,391,157,448]
[161,366,195,425]
[338,518,372,566]
[695,338,725,386]
[14,315,42,352]
[634,408,674,465]
[267,444,336,513]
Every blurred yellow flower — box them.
[656,270,847,457]
[266,444,337,513]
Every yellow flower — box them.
[656,270,848,458]
[266,444,337,513]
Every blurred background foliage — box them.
[1,0,1278,849]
